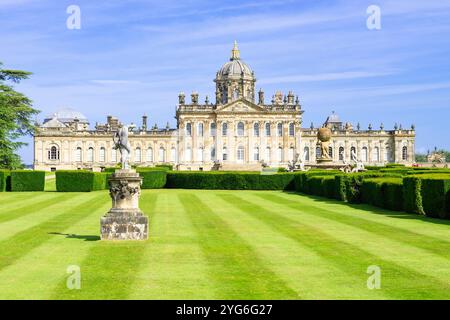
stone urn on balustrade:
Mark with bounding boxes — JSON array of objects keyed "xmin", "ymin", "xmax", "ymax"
[{"xmin": 100, "ymin": 169, "xmax": 148, "ymax": 240}]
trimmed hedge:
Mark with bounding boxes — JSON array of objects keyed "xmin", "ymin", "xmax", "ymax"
[
  {"xmin": 294, "ymin": 170, "xmax": 341, "ymax": 194},
  {"xmin": 0, "ymin": 170, "xmax": 11, "ymax": 192},
  {"xmin": 155, "ymin": 164, "xmax": 173, "ymax": 171},
  {"xmin": 403, "ymin": 176, "xmax": 424, "ymax": 214},
  {"xmin": 420, "ymin": 175, "xmax": 450, "ymax": 219},
  {"xmin": 166, "ymin": 172, "xmax": 296, "ymax": 190},
  {"xmin": 10, "ymin": 170, "xmax": 45, "ymax": 192},
  {"xmin": 56, "ymin": 171, "xmax": 108, "ymax": 192},
  {"xmin": 361, "ymin": 178, "xmax": 404, "ymax": 211},
  {"xmin": 136, "ymin": 169, "xmax": 167, "ymax": 189}
]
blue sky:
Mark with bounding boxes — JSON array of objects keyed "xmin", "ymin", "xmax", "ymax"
[{"xmin": 1, "ymin": 0, "xmax": 450, "ymax": 164}]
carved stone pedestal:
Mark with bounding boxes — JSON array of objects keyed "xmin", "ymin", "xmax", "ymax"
[{"xmin": 100, "ymin": 169, "xmax": 148, "ymax": 240}]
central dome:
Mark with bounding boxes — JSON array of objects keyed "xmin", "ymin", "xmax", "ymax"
[{"xmin": 217, "ymin": 41, "xmax": 254, "ymax": 80}]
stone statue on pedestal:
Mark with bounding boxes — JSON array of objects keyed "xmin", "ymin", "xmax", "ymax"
[{"xmin": 113, "ymin": 125, "xmax": 131, "ymax": 170}]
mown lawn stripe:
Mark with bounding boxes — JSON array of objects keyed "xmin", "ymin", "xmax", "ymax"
[
  {"xmin": 0, "ymin": 192, "xmax": 107, "ymax": 272},
  {"xmin": 0, "ymin": 193, "xmax": 50, "ymax": 212},
  {"xmin": 218, "ymin": 193, "xmax": 450, "ymax": 299},
  {"xmin": 255, "ymin": 193, "xmax": 450, "ymax": 260},
  {"xmin": 52, "ymin": 193, "xmax": 157, "ymax": 300},
  {"xmin": 179, "ymin": 193, "xmax": 299, "ymax": 299}
]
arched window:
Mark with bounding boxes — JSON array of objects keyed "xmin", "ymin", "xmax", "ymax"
[
  {"xmin": 329, "ymin": 146, "xmax": 333, "ymax": 158},
  {"xmin": 304, "ymin": 147, "xmax": 310, "ymax": 161},
  {"xmin": 237, "ymin": 122, "xmax": 245, "ymax": 136},
  {"xmin": 198, "ymin": 123, "xmax": 204, "ymax": 137},
  {"xmin": 210, "ymin": 123, "xmax": 216, "ymax": 136},
  {"xmin": 99, "ymin": 147, "xmax": 105, "ymax": 162},
  {"xmin": 75, "ymin": 147, "xmax": 82, "ymax": 162},
  {"xmin": 186, "ymin": 147, "xmax": 192, "ymax": 161},
  {"xmin": 289, "ymin": 123, "xmax": 295, "ymax": 136},
  {"xmin": 265, "ymin": 123, "xmax": 271, "ymax": 136},
  {"xmin": 350, "ymin": 146, "xmax": 356, "ymax": 159},
  {"xmin": 289, "ymin": 147, "xmax": 295, "ymax": 161},
  {"xmin": 222, "ymin": 123, "xmax": 228, "ymax": 136},
  {"xmin": 254, "ymin": 146, "xmax": 259, "ymax": 161},
  {"xmin": 159, "ymin": 147, "xmax": 165, "ymax": 162},
  {"xmin": 135, "ymin": 147, "xmax": 141, "ymax": 163},
  {"xmin": 316, "ymin": 146, "xmax": 321, "ymax": 159},
  {"xmin": 197, "ymin": 147, "xmax": 204, "ymax": 162},
  {"xmin": 222, "ymin": 146, "xmax": 228, "ymax": 161},
  {"xmin": 146, "ymin": 148, "xmax": 153, "ymax": 162},
  {"xmin": 48, "ymin": 146, "xmax": 59, "ymax": 160},
  {"xmin": 402, "ymin": 146, "xmax": 408, "ymax": 160},
  {"xmin": 277, "ymin": 147, "xmax": 283, "ymax": 162},
  {"xmin": 210, "ymin": 147, "xmax": 216, "ymax": 161},
  {"xmin": 277, "ymin": 123, "xmax": 283, "ymax": 136},
  {"xmin": 111, "ymin": 148, "xmax": 117, "ymax": 163},
  {"xmin": 171, "ymin": 147, "xmax": 177, "ymax": 162},
  {"xmin": 254, "ymin": 123, "xmax": 259, "ymax": 137},
  {"xmin": 265, "ymin": 147, "xmax": 271, "ymax": 161},
  {"xmin": 339, "ymin": 147, "xmax": 344, "ymax": 161},
  {"xmin": 362, "ymin": 147, "xmax": 368, "ymax": 162},
  {"xmin": 87, "ymin": 147, "xmax": 94, "ymax": 162},
  {"xmin": 384, "ymin": 146, "xmax": 391, "ymax": 162},
  {"xmin": 186, "ymin": 123, "xmax": 192, "ymax": 136},
  {"xmin": 373, "ymin": 147, "xmax": 380, "ymax": 162},
  {"xmin": 237, "ymin": 146, "xmax": 244, "ymax": 161}
]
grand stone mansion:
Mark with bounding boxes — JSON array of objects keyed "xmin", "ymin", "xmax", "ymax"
[{"xmin": 34, "ymin": 42, "xmax": 416, "ymax": 171}]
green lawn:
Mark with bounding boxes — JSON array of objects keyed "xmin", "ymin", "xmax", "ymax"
[{"xmin": 0, "ymin": 189, "xmax": 450, "ymax": 299}]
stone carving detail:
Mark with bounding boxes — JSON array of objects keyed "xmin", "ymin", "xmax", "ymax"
[{"xmin": 109, "ymin": 179, "xmax": 140, "ymax": 202}]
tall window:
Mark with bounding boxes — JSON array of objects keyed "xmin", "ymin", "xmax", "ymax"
[
  {"xmin": 237, "ymin": 122, "xmax": 245, "ymax": 136},
  {"xmin": 99, "ymin": 147, "xmax": 105, "ymax": 162},
  {"xmin": 111, "ymin": 148, "xmax": 117, "ymax": 162},
  {"xmin": 316, "ymin": 146, "xmax": 321, "ymax": 159},
  {"xmin": 186, "ymin": 123, "xmax": 192, "ymax": 136},
  {"xmin": 159, "ymin": 147, "xmax": 165, "ymax": 162},
  {"xmin": 186, "ymin": 147, "xmax": 192, "ymax": 162},
  {"xmin": 254, "ymin": 123, "xmax": 259, "ymax": 137},
  {"xmin": 75, "ymin": 147, "xmax": 82, "ymax": 162},
  {"xmin": 304, "ymin": 147, "xmax": 310, "ymax": 161},
  {"xmin": 197, "ymin": 147, "xmax": 204, "ymax": 162},
  {"xmin": 362, "ymin": 147, "xmax": 368, "ymax": 162},
  {"xmin": 384, "ymin": 147, "xmax": 391, "ymax": 162},
  {"xmin": 222, "ymin": 146, "xmax": 228, "ymax": 161},
  {"xmin": 237, "ymin": 146, "xmax": 244, "ymax": 161},
  {"xmin": 210, "ymin": 147, "xmax": 216, "ymax": 161},
  {"xmin": 277, "ymin": 123, "xmax": 283, "ymax": 136},
  {"xmin": 198, "ymin": 123, "xmax": 204, "ymax": 137},
  {"xmin": 171, "ymin": 147, "xmax": 177, "ymax": 162},
  {"xmin": 135, "ymin": 147, "xmax": 141, "ymax": 163},
  {"xmin": 373, "ymin": 147, "xmax": 380, "ymax": 162},
  {"xmin": 265, "ymin": 123, "xmax": 271, "ymax": 136},
  {"xmin": 48, "ymin": 146, "xmax": 59, "ymax": 160},
  {"xmin": 146, "ymin": 148, "xmax": 153, "ymax": 162},
  {"xmin": 289, "ymin": 123, "xmax": 295, "ymax": 136},
  {"xmin": 210, "ymin": 123, "xmax": 216, "ymax": 136},
  {"xmin": 350, "ymin": 146, "xmax": 356, "ymax": 159},
  {"xmin": 87, "ymin": 147, "xmax": 94, "ymax": 162},
  {"xmin": 277, "ymin": 147, "xmax": 283, "ymax": 162},
  {"xmin": 222, "ymin": 123, "xmax": 228, "ymax": 136},
  {"xmin": 254, "ymin": 146, "xmax": 259, "ymax": 161},
  {"xmin": 328, "ymin": 146, "xmax": 333, "ymax": 158},
  {"xmin": 339, "ymin": 147, "xmax": 344, "ymax": 161},
  {"xmin": 288, "ymin": 147, "xmax": 294, "ymax": 161},
  {"xmin": 265, "ymin": 147, "xmax": 271, "ymax": 161},
  {"xmin": 402, "ymin": 146, "xmax": 408, "ymax": 160}
]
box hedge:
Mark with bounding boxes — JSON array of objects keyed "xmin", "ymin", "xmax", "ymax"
[
  {"xmin": 403, "ymin": 176, "xmax": 424, "ymax": 214},
  {"xmin": 0, "ymin": 170, "xmax": 11, "ymax": 192},
  {"xmin": 294, "ymin": 170, "xmax": 341, "ymax": 194},
  {"xmin": 166, "ymin": 171, "xmax": 296, "ymax": 190},
  {"xmin": 361, "ymin": 177, "xmax": 404, "ymax": 211},
  {"xmin": 420, "ymin": 175, "xmax": 450, "ymax": 219},
  {"xmin": 56, "ymin": 171, "xmax": 108, "ymax": 192},
  {"xmin": 136, "ymin": 168, "xmax": 167, "ymax": 189},
  {"xmin": 10, "ymin": 170, "xmax": 45, "ymax": 192}
]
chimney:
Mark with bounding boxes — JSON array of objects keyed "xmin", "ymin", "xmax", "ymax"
[
  {"xmin": 258, "ymin": 89, "xmax": 264, "ymax": 105},
  {"xmin": 142, "ymin": 115, "xmax": 147, "ymax": 131},
  {"xmin": 178, "ymin": 92, "xmax": 185, "ymax": 105},
  {"xmin": 191, "ymin": 92, "xmax": 199, "ymax": 104}
]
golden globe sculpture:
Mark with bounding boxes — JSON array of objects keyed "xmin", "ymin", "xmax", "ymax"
[{"xmin": 317, "ymin": 126, "xmax": 332, "ymax": 162}]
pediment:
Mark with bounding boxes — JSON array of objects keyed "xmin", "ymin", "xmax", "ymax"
[{"xmin": 216, "ymin": 99, "xmax": 266, "ymax": 113}]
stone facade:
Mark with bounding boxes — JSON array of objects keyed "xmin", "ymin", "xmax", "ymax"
[{"xmin": 34, "ymin": 42, "xmax": 415, "ymax": 171}]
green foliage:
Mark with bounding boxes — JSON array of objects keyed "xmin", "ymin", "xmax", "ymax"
[
  {"xmin": 10, "ymin": 170, "xmax": 45, "ymax": 191},
  {"xmin": 0, "ymin": 62, "xmax": 38, "ymax": 169},
  {"xmin": 293, "ymin": 170, "xmax": 341, "ymax": 194},
  {"xmin": 420, "ymin": 175, "xmax": 450, "ymax": 219},
  {"xmin": 0, "ymin": 169, "xmax": 11, "ymax": 191},
  {"xmin": 56, "ymin": 171, "xmax": 108, "ymax": 192},
  {"xmin": 277, "ymin": 167, "xmax": 288, "ymax": 173},
  {"xmin": 403, "ymin": 176, "xmax": 424, "ymax": 214},
  {"xmin": 136, "ymin": 169, "xmax": 167, "ymax": 189},
  {"xmin": 155, "ymin": 164, "xmax": 173, "ymax": 171},
  {"xmin": 166, "ymin": 171, "xmax": 296, "ymax": 190},
  {"xmin": 361, "ymin": 178, "xmax": 404, "ymax": 211}
]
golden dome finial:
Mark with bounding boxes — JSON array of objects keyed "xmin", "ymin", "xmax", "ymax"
[{"xmin": 230, "ymin": 40, "xmax": 240, "ymax": 60}]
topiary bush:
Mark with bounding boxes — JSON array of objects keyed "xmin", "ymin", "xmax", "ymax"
[
  {"xmin": 0, "ymin": 170, "xmax": 11, "ymax": 192},
  {"xmin": 420, "ymin": 175, "xmax": 450, "ymax": 219},
  {"xmin": 10, "ymin": 170, "xmax": 45, "ymax": 192},
  {"xmin": 403, "ymin": 176, "xmax": 424, "ymax": 214},
  {"xmin": 136, "ymin": 169, "xmax": 167, "ymax": 189},
  {"xmin": 56, "ymin": 171, "xmax": 108, "ymax": 192}
]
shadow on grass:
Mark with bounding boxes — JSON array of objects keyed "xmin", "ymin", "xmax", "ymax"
[
  {"xmin": 283, "ymin": 191, "xmax": 450, "ymax": 227},
  {"xmin": 48, "ymin": 232, "xmax": 100, "ymax": 241}
]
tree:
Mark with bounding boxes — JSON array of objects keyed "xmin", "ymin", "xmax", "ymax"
[{"xmin": 0, "ymin": 62, "xmax": 39, "ymax": 169}]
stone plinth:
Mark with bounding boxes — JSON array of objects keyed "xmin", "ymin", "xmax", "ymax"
[{"xmin": 100, "ymin": 169, "xmax": 148, "ymax": 240}]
